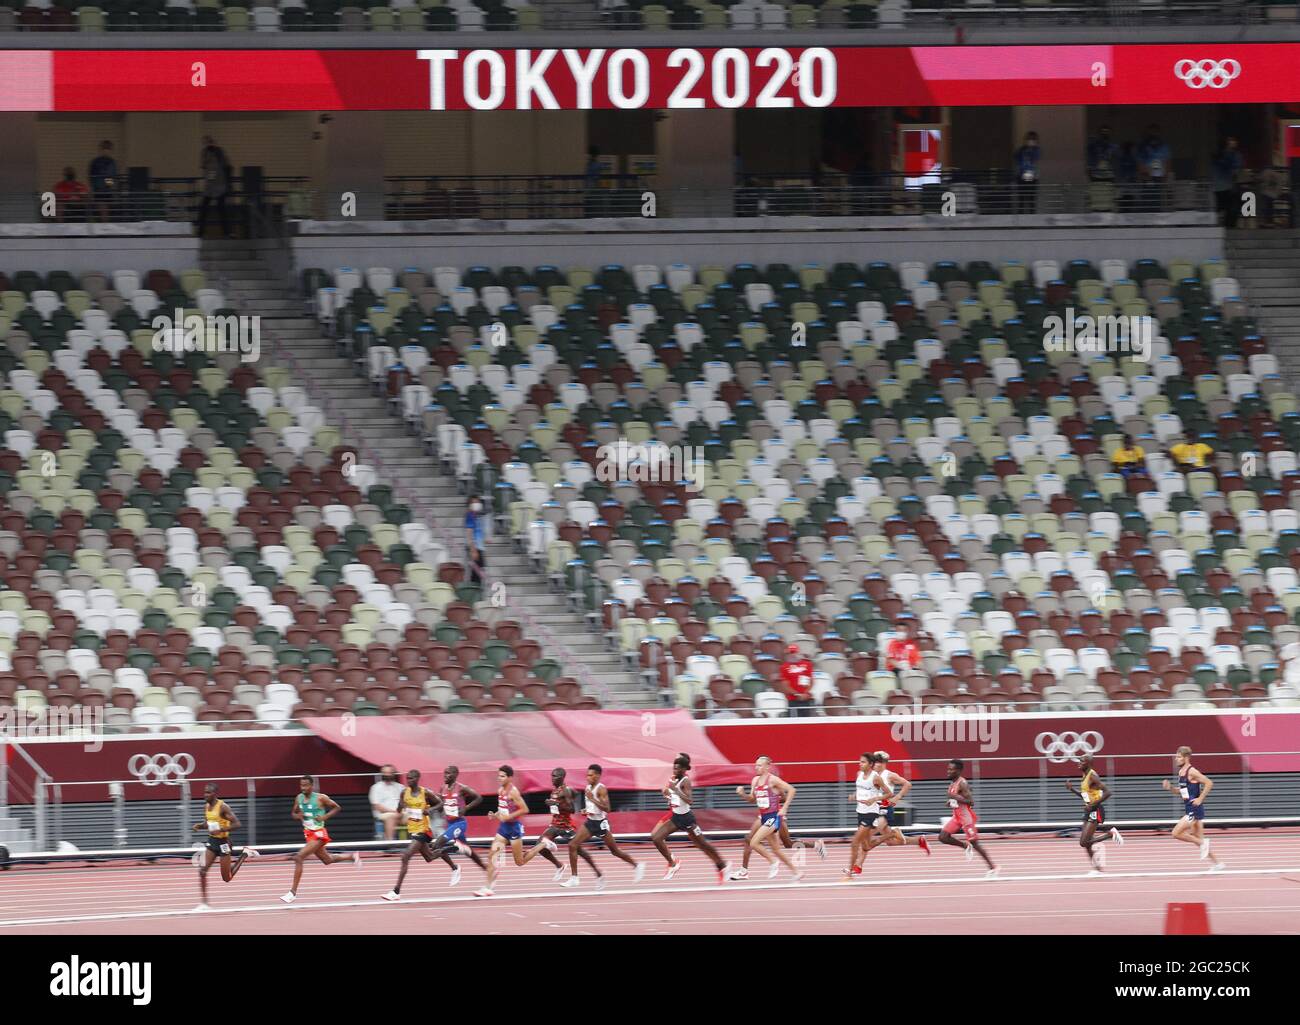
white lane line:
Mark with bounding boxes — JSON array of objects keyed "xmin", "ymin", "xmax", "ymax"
[{"xmin": 2, "ymin": 864, "xmax": 1299, "ymax": 928}]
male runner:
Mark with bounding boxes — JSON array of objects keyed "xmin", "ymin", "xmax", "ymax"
[
  {"xmin": 650, "ymin": 753, "xmax": 729, "ymax": 883},
  {"xmin": 1064, "ymin": 754, "xmax": 1123, "ymax": 874},
  {"xmin": 281, "ymin": 775, "xmax": 360, "ymax": 903},
  {"xmin": 1161, "ymin": 746, "xmax": 1224, "ymax": 870},
  {"xmin": 936, "ymin": 759, "xmax": 998, "ymax": 878},
  {"xmin": 564, "ymin": 763, "xmax": 644, "ymax": 888},
  {"xmin": 734, "ymin": 756, "xmax": 804, "ymax": 881},
  {"xmin": 861, "ymin": 751, "xmax": 929, "ymax": 858},
  {"xmin": 520, "ymin": 767, "xmax": 604, "ymax": 886},
  {"xmin": 192, "ymin": 782, "xmax": 255, "ymax": 910},
  {"xmin": 475, "ymin": 765, "xmax": 565, "ymax": 897}
]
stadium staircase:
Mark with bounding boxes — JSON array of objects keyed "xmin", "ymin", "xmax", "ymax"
[
  {"xmin": 1224, "ymin": 229, "xmax": 1300, "ymax": 388},
  {"xmin": 0, "ymin": 810, "xmax": 35, "ymax": 854},
  {"xmin": 196, "ymin": 240, "xmax": 657, "ymax": 709}
]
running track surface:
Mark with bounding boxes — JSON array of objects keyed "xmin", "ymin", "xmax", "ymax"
[{"xmin": 3, "ymin": 831, "xmax": 1299, "ymax": 935}]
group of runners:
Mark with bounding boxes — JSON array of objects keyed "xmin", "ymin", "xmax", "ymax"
[{"xmin": 189, "ymin": 744, "xmax": 1224, "ymax": 907}]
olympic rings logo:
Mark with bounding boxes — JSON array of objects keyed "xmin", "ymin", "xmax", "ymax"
[
  {"xmin": 1174, "ymin": 59, "xmax": 1241, "ymax": 90},
  {"xmin": 127, "ymin": 752, "xmax": 195, "ymax": 786},
  {"xmin": 1034, "ymin": 731, "xmax": 1104, "ymax": 763}
]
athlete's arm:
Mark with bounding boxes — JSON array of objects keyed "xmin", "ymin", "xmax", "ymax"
[
  {"xmin": 677, "ymin": 777, "xmax": 694, "ymax": 803},
  {"xmin": 887, "ymin": 772, "xmax": 912, "ymax": 803},
  {"xmin": 425, "ymin": 788, "xmax": 444, "ymax": 812},
  {"xmin": 736, "ymin": 777, "xmax": 757, "ymax": 803},
  {"xmin": 1065, "ymin": 779, "xmax": 1079, "ymax": 794},
  {"xmin": 1094, "ymin": 778, "xmax": 1112, "ymax": 806},
  {"xmin": 319, "ymin": 794, "xmax": 341, "ymax": 821},
  {"xmin": 590, "ymin": 783, "xmax": 612, "ymax": 813},
  {"xmin": 291, "ymin": 799, "xmax": 303, "ymax": 821},
  {"xmin": 953, "ymin": 780, "xmax": 974, "ymax": 806},
  {"xmin": 1189, "ymin": 768, "xmax": 1213, "ymax": 804},
  {"xmin": 222, "ymin": 801, "xmax": 243, "ymax": 832},
  {"xmin": 460, "ymin": 785, "xmax": 483, "ymax": 814},
  {"xmin": 504, "ymin": 786, "xmax": 527, "ymax": 822}
]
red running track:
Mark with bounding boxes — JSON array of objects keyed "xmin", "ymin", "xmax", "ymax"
[{"xmin": 2, "ymin": 830, "xmax": 1299, "ymax": 935}]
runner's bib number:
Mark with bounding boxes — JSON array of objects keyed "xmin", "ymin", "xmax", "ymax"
[
  {"xmin": 207, "ymin": 821, "xmax": 221, "ymax": 833},
  {"xmin": 444, "ymin": 801, "xmax": 458, "ymax": 817},
  {"xmin": 406, "ymin": 808, "xmax": 424, "ymax": 822}
]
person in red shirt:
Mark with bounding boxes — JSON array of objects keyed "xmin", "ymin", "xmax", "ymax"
[
  {"xmin": 884, "ymin": 629, "xmax": 921, "ymax": 671},
  {"xmin": 52, "ymin": 167, "xmax": 89, "ymax": 222},
  {"xmin": 779, "ymin": 643, "xmax": 816, "ymax": 717}
]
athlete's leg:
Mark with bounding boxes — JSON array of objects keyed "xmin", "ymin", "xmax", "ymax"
[
  {"xmin": 521, "ymin": 828, "xmax": 560, "ymax": 864},
  {"xmin": 228, "ymin": 846, "xmax": 250, "ymax": 879},
  {"xmin": 740, "ymin": 819, "xmax": 761, "ymax": 869},
  {"xmin": 569, "ymin": 826, "xmax": 592, "ymax": 875},
  {"xmin": 198, "ymin": 848, "xmax": 216, "ymax": 903},
  {"xmin": 651, "ymin": 819, "xmax": 677, "ymax": 865},
  {"xmin": 576, "ymin": 843, "xmax": 603, "ymax": 878},
  {"xmin": 389, "ymin": 840, "xmax": 423, "ymax": 895},
  {"xmin": 289, "ymin": 840, "xmax": 321, "ymax": 894},
  {"xmin": 760, "ymin": 822, "xmax": 799, "ymax": 875},
  {"xmin": 481, "ymin": 836, "xmax": 507, "ymax": 891},
  {"xmin": 748, "ymin": 822, "xmax": 776, "ymax": 864},
  {"xmin": 688, "ymin": 828, "xmax": 726, "ymax": 870},
  {"xmin": 1079, "ymin": 818, "xmax": 1099, "ymax": 863},
  {"xmin": 601, "ymin": 831, "xmax": 638, "ymax": 868}
]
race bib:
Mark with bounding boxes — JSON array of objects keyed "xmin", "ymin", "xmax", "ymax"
[
  {"xmin": 444, "ymin": 801, "xmax": 458, "ymax": 817},
  {"xmin": 207, "ymin": 821, "xmax": 221, "ymax": 833},
  {"xmin": 1178, "ymin": 786, "xmax": 1190, "ymax": 800},
  {"xmin": 304, "ymin": 819, "xmax": 320, "ymax": 830},
  {"xmin": 406, "ymin": 808, "xmax": 424, "ymax": 822},
  {"xmin": 757, "ymin": 792, "xmax": 771, "ymax": 809},
  {"xmin": 1149, "ymin": 159, "xmax": 1164, "ymax": 177},
  {"xmin": 1021, "ymin": 169, "xmax": 1037, "ymax": 183},
  {"xmin": 948, "ymin": 799, "xmax": 958, "ymax": 808},
  {"xmin": 549, "ymin": 805, "xmax": 560, "ymax": 816}
]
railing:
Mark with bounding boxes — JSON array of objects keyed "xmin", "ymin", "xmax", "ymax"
[
  {"xmin": 0, "ymin": 176, "xmax": 311, "ymax": 228},
  {"xmin": 0, "ymin": 3, "xmax": 1273, "ymax": 35},
  {"xmin": 0, "ymin": 174, "xmax": 1233, "ymax": 226},
  {"xmin": 8, "ymin": 751, "xmax": 1296, "ymax": 855}
]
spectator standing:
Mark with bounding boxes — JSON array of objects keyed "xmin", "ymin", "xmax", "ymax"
[
  {"xmin": 1012, "ymin": 131, "xmax": 1041, "ymax": 213},
  {"xmin": 88, "ymin": 140, "xmax": 118, "ymax": 222},
  {"xmin": 583, "ymin": 145, "xmax": 603, "ymax": 216},
  {"xmin": 884, "ymin": 628, "xmax": 921, "ymax": 673},
  {"xmin": 53, "ymin": 166, "xmax": 89, "ymax": 222},
  {"xmin": 1137, "ymin": 125, "xmax": 1172, "ymax": 210},
  {"xmin": 1086, "ymin": 126, "xmax": 1119, "ymax": 182},
  {"xmin": 369, "ymin": 765, "xmax": 405, "ymax": 841},
  {"xmin": 465, "ymin": 494, "xmax": 487, "ymax": 584},
  {"xmin": 779, "ymin": 643, "xmax": 816, "ymax": 718},
  {"xmin": 197, "ymin": 136, "xmax": 233, "ymax": 238},
  {"xmin": 1212, "ymin": 137, "xmax": 1245, "ymax": 228}
]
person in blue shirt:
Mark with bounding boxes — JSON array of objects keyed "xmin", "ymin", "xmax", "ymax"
[
  {"xmin": 88, "ymin": 140, "xmax": 118, "ymax": 223},
  {"xmin": 465, "ymin": 494, "xmax": 487, "ymax": 583},
  {"xmin": 1013, "ymin": 131, "xmax": 1041, "ymax": 213},
  {"xmin": 1137, "ymin": 126, "xmax": 1172, "ymax": 181}
]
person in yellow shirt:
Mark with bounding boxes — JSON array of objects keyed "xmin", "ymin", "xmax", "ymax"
[
  {"xmin": 1110, "ymin": 433, "xmax": 1146, "ymax": 477},
  {"xmin": 1169, "ymin": 431, "xmax": 1214, "ymax": 472},
  {"xmin": 192, "ymin": 781, "xmax": 256, "ymax": 910},
  {"xmin": 1064, "ymin": 754, "xmax": 1121, "ymax": 874}
]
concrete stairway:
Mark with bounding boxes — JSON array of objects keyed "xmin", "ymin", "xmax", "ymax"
[
  {"xmin": 1225, "ymin": 229, "xmax": 1300, "ymax": 387},
  {"xmin": 0, "ymin": 811, "xmax": 35, "ymax": 854},
  {"xmin": 197, "ymin": 240, "xmax": 656, "ymax": 708}
]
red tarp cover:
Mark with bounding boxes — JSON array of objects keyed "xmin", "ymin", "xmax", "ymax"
[{"xmin": 305, "ymin": 710, "xmax": 749, "ymax": 792}]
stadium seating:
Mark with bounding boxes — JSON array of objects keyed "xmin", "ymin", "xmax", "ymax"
[
  {"xmin": 0, "ymin": 264, "xmax": 600, "ymax": 732},
  {"xmin": 304, "ymin": 254, "xmax": 1300, "ymax": 718}
]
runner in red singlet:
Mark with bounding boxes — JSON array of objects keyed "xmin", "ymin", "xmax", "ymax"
[{"xmin": 936, "ymin": 759, "xmax": 998, "ymax": 878}]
